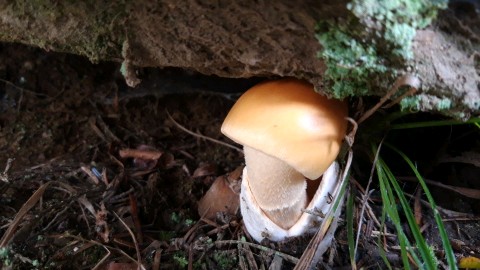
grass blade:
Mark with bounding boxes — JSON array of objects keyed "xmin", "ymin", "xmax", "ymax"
[
  {"xmin": 346, "ymin": 188, "xmax": 356, "ymax": 269},
  {"xmin": 379, "ymin": 158, "xmax": 437, "ymax": 269},
  {"xmin": 391, "ymin": 117, "xmax": 480, "ymax": 130},
  {"xmin": 385, "ymin": 143, "xmax": 457, "ymax": 269},
  {"xmin": 375, "ymin": 158, "xmax": 413, "ymax": 269}
]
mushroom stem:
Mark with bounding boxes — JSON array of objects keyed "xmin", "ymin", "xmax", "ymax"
[{"xmin": 243, "ymin": 146, "xmax": 307, "ymax": 229}]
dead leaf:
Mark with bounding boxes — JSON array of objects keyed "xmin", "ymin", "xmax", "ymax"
[
  {"xmin": 158, "ymin": 152, "xmax": 175, "ymax": 169},
  {"xmin": 192, "ymin": 163, "xmax": 217, "ymax": 178},
  {"xmin": 0, "ymin": 182, "xmax": 52, "ymax": 247},
  {"xmin": 226, "ymin": 166, "xmax": 243, "ymax": 194},
  {"xmin": 198, "ymin": 175, "xmax": 240, "ymax": 220},
  {"xmin": 105, "ymin": 262, "xmax": 138, "ymax": 270}
]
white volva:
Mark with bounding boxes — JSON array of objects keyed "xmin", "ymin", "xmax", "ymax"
[{"xmin": 240, "ymin": 161, "xmax": 340, "ymax": 242}]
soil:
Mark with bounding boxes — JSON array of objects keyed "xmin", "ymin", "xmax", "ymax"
[{"xmin": 0, "ymin": 43, "xmax": 479, "ymax": 270}]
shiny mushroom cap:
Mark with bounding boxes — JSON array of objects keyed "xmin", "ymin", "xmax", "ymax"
[{"xmin": 221, "ymin": 78, "xmax": 348, "ymax": 180}]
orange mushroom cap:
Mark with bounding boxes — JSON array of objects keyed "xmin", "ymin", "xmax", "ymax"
[{"xmin": 221, "ymin": 79, "xmax": 348, "ymax": 180}]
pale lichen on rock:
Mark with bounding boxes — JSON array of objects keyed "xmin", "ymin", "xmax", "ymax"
[{"xmin": 0, "ymin": 0, "xmax": 477, "ymax": 117}]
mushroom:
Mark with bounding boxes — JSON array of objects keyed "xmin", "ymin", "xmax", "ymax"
[{"xmin": 221, "ymin": 79, "xmax": 348, "ymax": 242}]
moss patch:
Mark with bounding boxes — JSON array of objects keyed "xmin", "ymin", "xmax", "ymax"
[
  {"xmin": 317, "ymin": 0, "xmax": 448, "ymax": 99},
  {"xmin": 400, "ymin": 95, "xmax": 453, "ymax": 111},
  {"xmin": 1, "ymin": 0, "xmax": 128, "ymax": 62},
  {"xmin": 316, "ymin": 22, "xmax": 390, "ymax": 98}
]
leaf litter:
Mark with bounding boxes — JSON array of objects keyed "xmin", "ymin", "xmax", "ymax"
[{"xmin": 0, "ymin": 43, "xmax": 479, "ymax": 269}]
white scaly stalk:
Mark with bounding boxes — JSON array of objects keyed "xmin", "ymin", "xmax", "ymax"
[{"xmin": 243, "ymin": 146, "xmax": 307, "ymax": 229}]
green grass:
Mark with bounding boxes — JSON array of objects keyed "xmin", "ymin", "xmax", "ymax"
[
  {"xmin": 173, "ymin": 252, "xmax": 189, "ymax": 269},
  {"xmin": 346, "ymin": 187, "xmax": 355, "ymax": 268},
  {"xmin": 385, "ymin": 143, "xmax": 456, "ymax": 269},
  {"xmin": 391, "ymin": 117, "xmax": 480, "ymax": 129},
  {"xmin": 375, "ymin": 148, "xmax": 438, "ymax": 269},
  {"xmin": 344, "ymin": 114, "xmax": 477, "ymax": 268}
]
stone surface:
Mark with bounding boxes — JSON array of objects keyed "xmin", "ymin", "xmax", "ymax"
[{"xmin": 0, "ymin": 1, "xmax": 478, "ymax": 117}]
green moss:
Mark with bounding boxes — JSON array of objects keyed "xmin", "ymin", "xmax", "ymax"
[
  {"xmin": 348, "ymin": 0, "xmax": 446, "ymax": 59},
  {"xmin": 317, "ymin": 0, "xmax": 447, "ymax": 99},
  {"xmin": 400, "ymin": 96, "xmax": 422, "ymax": 111},
  {"xmin": 3, "ymin": 0, "xmax": 128, "ymax": 62},
  {"xmin": 434, "ymin": 98, "xmax": 452, "ymax": 110},
  {"xmin": 173, "ymin": 253, "xmax": 189, "ymax": 269},
  {"xmin": 400, "ymin": 95, "xmax": 452, "ymax": 111},
  {"xmin": 120, "ymin": 61, "xmax": 129, "ymax": 77},
  {"xmin": 316, "ymin": 22, "xmax": 390, "ymax": 98},
  {"xmin": 213, "ymin": 251, "xmax": 237, "ymax": 269}
]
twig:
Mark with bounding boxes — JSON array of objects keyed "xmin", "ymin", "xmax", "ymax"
[
  {"xmin": 0, "ymin": 158, "xmax": 14, "ymax": 183},
  {"xmin": 414, "ymin": 188, "xmax": 423, "ymax": 226},
  {"xmin": 0, "ymin": 78, "xmax": 51, "ymax": 98},
  {"xmin": 166, "ymin": 110, "xmax": 243, "ymax": 153},
  {"xmin": 91, "ymin": 245, "xmax": 112, "ymax": 270},
  {"xmin": 354, "ymin": 137, "xmax": 385, "ymax": 259},
  {"xmin": 0, "ymin": 182, "xmax": 53, "ymax": 247},
  {"xmin": 119, "ymin": 148, "xmax": 163, "ymax": 160},
  {"xmin": 215, "ymin": 240, "xmax": 299, "ymax": 265},
  {"xmin": 129, "ymin": 193, "xmax": 144, "ymax": 244},
  {"xmin": 114, "ymin": 212, "xmax": 145, "ymax": 270},
  {"xmin": 402, "ymin": 192, "xmax": 479, "ymax": 220},
  {"xmin": 398, "ymin": 176, "xmax": 480, "ymax": 200},
  {"xmin": 188, "ymin": 245, "xmax": 194, "ymax": 270},
  {"xmin": 152, "ymin": 248, "xmax": 162, "ymax": 270},
  {"xmin": 240, "ymin": 244, "xmax": 258, "ymax": 270},
  {"xmin": 78, "ymin": 200, "xmax": 92, "ymax": 233},
  {"xmin": 383, "ymin": 87, "xmax": 418, "ymax": 109},
  {"xmin": 357, "ymin": 74, "xmax": 421, "ymax": 124},
  {"xmin": 43, "ymin": 200, "xmax": 76, "ymax": 231},
  {"xmin": 88, "ymin": 117, "xmax": 122, "ymax": 143},
  {"xmin": 55, "ymin": 233, "xmax": 139, "ymax": 269},
  {"xmin": 27, "ymin": 156, "xmax": 63, "ymax": 171}
]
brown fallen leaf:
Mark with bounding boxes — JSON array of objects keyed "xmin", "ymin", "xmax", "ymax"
[
  {"xmin": 198, "ymin": 174, "xmax": 240, "ymax": 220},
  {"xmin": 105, "ymin": 262, "xmax": 138, "ymax": 270},
  {"xmin": 226, "ymin": 166, "xmax": 243, "ymax": 194},
  {"xmin": 192, "ymin": 163, "xmax": 217, "ymax": 178},
  {"xmin": 158, "ymin": 152, "xmax": 175, "ymax": 169}
]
